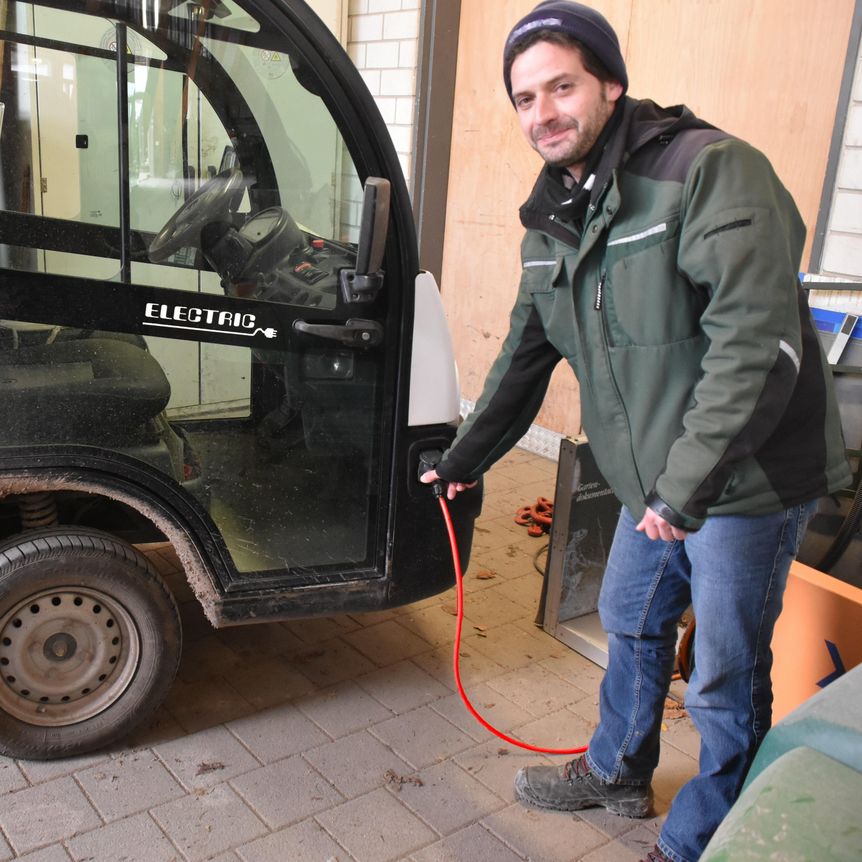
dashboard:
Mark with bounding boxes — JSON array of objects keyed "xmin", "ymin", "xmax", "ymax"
[{"xmin": 231, "ymin": 207, "xmax": 355, "ymax": 310}]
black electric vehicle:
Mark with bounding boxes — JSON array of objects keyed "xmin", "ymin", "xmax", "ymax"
[{"xmin": 0, "ymin": 0, "xmax": 480, "ymax": 759}]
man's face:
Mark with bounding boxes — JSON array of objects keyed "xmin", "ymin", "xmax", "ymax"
[{"xmin": 509, "ymin": 40, "xmax": 623, "ymax": 177}]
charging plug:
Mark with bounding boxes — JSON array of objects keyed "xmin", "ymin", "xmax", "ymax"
[{"xmin": 418, "ymin": 449, "xmax": 445, "ymax": 497}]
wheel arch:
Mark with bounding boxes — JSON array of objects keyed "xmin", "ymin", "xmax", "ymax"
[{"xmin": 0, "ymin": 463, "xmax": 225, "ymax": 626}]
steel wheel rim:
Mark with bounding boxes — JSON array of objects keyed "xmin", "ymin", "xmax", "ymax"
[{"xmin": 0, "ymin": 587, "xmax": 140, "ymax": 726}]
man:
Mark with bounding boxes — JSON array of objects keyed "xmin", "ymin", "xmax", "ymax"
[{"xmin": 422, "ymin": 2, "xmax": 852, "ymax": 861}]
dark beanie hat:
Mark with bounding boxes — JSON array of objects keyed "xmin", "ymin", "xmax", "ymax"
[{"xmin": 503, "ymin": 1, "xmax": 628, "ymax": 102}]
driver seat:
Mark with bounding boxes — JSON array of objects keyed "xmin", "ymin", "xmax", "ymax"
[{"xmin": 0, "ymin": 338, "xmax": 170, "ymax": 444}]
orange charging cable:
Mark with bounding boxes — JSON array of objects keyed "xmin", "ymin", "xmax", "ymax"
[{"xmin": 437, "ymin": 493, "xmax": 588, "ymax": 755}]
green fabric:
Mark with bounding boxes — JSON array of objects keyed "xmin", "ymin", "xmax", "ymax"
[
  {"xmin": 744, "ymin": 665, "xmax": 862, "ymax": 787},
  {"xmin": 701, "ymin": 747, "xmax": 862, "ymax": 862}
]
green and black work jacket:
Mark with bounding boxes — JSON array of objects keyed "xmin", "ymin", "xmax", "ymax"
[{"xmin": 437, "ymin": 97, "xmax": 851, "ymax": 530}]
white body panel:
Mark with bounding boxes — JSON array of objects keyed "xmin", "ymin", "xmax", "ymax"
[{"xmin": 409, "ymin": 271, "xmax": 460, "ymax": 426}]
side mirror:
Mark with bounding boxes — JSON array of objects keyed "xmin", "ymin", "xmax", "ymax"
[{"xmin": 340, "ymin": 177, "xmax": 390, "ymax": 304}]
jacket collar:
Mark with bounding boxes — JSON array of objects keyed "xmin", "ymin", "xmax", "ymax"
[{"xmin": 519, "ymin": 97, "xmax": 714, "ymax": 237}]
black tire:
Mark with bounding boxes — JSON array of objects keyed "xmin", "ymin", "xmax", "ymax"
[{"xmin": 0, "ymin": 528, "xmax": 182, "ymax": 760}]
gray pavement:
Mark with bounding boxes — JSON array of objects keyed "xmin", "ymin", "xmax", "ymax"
[{"xmin": 0, "ymin": 449, "xmax": 698, "ymax": 861}]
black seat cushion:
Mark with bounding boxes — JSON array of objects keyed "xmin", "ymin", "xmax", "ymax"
[{"xmin": 0, "ymin": 338, "xmax": 170, "ymax": 443}]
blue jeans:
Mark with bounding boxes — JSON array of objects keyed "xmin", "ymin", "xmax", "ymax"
[{"xmin": 584, "ymin": 502, "xmax": 815, "ymax": 862}]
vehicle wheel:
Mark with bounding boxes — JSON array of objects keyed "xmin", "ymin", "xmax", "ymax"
[{"xmin": 0, "ymin": 528, "xmax": 181, "ymax": 760}]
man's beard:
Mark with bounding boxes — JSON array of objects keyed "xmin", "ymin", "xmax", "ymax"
[{"xmin": 531, "ymin": 99, "xmax": 610, "ymax": 171}]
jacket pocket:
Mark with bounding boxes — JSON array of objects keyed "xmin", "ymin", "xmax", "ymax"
[
  {"xmin": 604, "ymin": 217, "xmax": 705, "ymax": 346},
  {"xmin": 520, "ymin": 256, "xmax": 563, "ymax": 294}
]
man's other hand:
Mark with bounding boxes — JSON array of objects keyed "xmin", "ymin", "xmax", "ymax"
[{"xmin": 636, "ymin": 508, "xmax": 689, "ymax": 542}]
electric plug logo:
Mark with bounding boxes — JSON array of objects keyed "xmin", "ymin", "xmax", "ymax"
[{"xmin": 143, "ymin": 303, "xmax": 278, "ymax": 340}]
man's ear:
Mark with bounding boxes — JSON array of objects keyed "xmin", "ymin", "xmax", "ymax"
[{"xmin": 605, "ymin": 80, "xmax": 624, "ymax": 103}]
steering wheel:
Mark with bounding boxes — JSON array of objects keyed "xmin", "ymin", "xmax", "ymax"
[{"xmin": 148, "ymin": 167, "xmax": 245, "ymax": 262}]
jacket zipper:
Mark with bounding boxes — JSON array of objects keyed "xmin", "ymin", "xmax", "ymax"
[{"xmin": 594, "ymin": 271, "xmax": 606, "ymax": 310}]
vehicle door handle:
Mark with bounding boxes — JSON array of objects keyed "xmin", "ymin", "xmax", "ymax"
[{"xmin": 293, "ymin": 318, "xmax": 383, "ymax": 347}]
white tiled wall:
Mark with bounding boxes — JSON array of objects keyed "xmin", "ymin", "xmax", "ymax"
[
  {"xmin": 347, "ymin": 0, "xmax": 421, "ymax": 188},
  {"xmin": 816, "ymin": 45, "xmax": 862, "ymax": 313}
]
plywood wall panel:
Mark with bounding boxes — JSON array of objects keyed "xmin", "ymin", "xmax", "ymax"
[
  {"xmin": 441, "ymin": 0, "xmax": 854, "ymax": 439},
  {"xmin": 624, "ymin": 0, "xmax": 856, "ymax": 265}
]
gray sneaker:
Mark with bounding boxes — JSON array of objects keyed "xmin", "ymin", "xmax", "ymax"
[{"xmin": 513, "ymin": 755, "xmax": 653, "ymax": 817}]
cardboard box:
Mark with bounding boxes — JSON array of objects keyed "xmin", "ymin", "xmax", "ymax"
[{"xmin": 771, "ymin": 561, "xmax": 862, "ymax": 722}]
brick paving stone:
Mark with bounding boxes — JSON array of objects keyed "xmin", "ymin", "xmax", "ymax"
[
  {"xmin": 429, "ymin": 686, "xmax": 534, "ymax": 742},
  {"xmin": 224, "ymin": 654, "xmax": 319, "ymax": 710},
  {"xmin": 490, "ymin": 571, "xmax": 545, "ymax": 607},
  {"xmin": 154, "ymin": 725, "xmax": 261, "ymax": 791},
  {"xmin": 163, "ymin": 676, "xmax": 255, "ymax": 734},
  {"xmin": 576, "ymin": 805, "xmax": 652, "ymax": 840},
  {"xmin": 15, "ymin": 846, "xmax": 74, "ymax": 862},
  {"xmin": 581, "ymin": 838, "xmax": 642, "ymax": 862},
  {"xmin": 0, "ymin": 758, "xmax": 28, "ymax": 794},
  {"xmin": 66, "ymin": 812, "xmax": 179, "ymax": 862},
  {"xmin": 460, "ymin": 589, "xmax": 528, "ymax": 630},
  {"xmin": 237, "ymin": 818, "xmax": 348, "ymax": 862},
  {"xmin": 355, "ymin": 660, "xmax": 450, "ymax": 713},
  {"xmin": 370, "ymin": 706, "xmax": 475, "ymax": 770},
  {"xmin": 509, "ymin": 706, "xmax": 595, "ymax": 754},
  {"xmin": 315, "ymin": 787, "xmax": 437, "ymax": 862},
  {"xmin": 341, "ymin": 619, "xmax": 434, "ymax": 667},
  {"xmin": 453, "ymin": 738, "xmax": 549, "ymax": 800},
  {"xmin": 391, "ymin": 760, "xmax": 505, "ymax": 835},
  {"xmin": 283, "ymin": 616, "xmax": 360, "ymax": 645},
  {"xmin": 0, "ymin": 831, "xmax": 11, "ymax": 862},
  {"xmin": 347, "ymin": 608, "xmax": 398, "ymax": 627},
  {"xmin": 229, "ymin": 756, "xmax": 343, "ymax": 829},
  {"xmin": 0, "ymin": 776, "xmax": 101, "ymax": 856},
  {"xmin": 539, "ymin": 650, "xmax": 606, "ymax": 696},
  {"xmin": 483, "ymin": 803, "xmax": 608, "ymax": 862},
  {"xmin": 463, "ymin": 621, "xmax": 564, "ymax": 669},
  {"xmin": 468, "ymin": 522, "xmax": 520, "ymax": 559},
  {"xmin": 177, "ymin": 635, "xmax": 249, "ymax": 684},
  {"xmin": 288, "ymin": 638, "xmax": 377, "ymax": 687},
  {"xmin": 226, "ymin": 702, "xmax": 330, "ymax": 764},
  {"xmin": 303, "ymin": 729, "xmax": 414, "ymax": 798},
  {"xmin": 660, "ymin": 713, "xmax": 701, "ymax": 760},
  {"xmin": 486, "ymin": 480, "xmax": 556, "ymax": 523},
  {"xmin": 296, "ymin": 680, "xmax": 392, "ymax": 738},
  {"xmin": 617, "ymin": 824, "xmax": 665, "ymax": 859},
  {"xmin": 151, "ymin": 783, "xmax": 267, "ymax": 862},
  {"xmin": 409, "ymin": 823, "xmax": 525, "ymax": 862},
  {"xmin": 411, "ymin": 642, "xmax": 507, "ymax": 691},
  {"xmin": 16, "ymin": 752, "xmax": 107, "ymax": 785},
  {"xmin": 485, "ymin": 665, "xmax": 590, "ymax": 717},
  {"xmin": 650, "ymin": 739, "xmax": 699, "ymax": 808},
  {"xmin": 216, "ymin": 622, "xmax": 305, "ymax": 660},
  {"xmin": 122, "ymin": 706, "xmax": 188, "ymax": 751},
  {"xmin": 395, "ymin": 605, "xmax": 458, "ymax": 648},
  {"xmin": 480, "ymin": 467, "xmax": 522, "ymax": 494},
  {"xmin": 76, "ymin": 750, "xmax": 185, "ymax": 822}
]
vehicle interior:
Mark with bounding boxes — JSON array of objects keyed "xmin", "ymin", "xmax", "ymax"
[{"xmin": 0, "ymin": 0, "xmax": 397, "ymax": 583}]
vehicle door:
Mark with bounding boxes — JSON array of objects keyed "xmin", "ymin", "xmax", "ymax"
[{"xmin": 0, "ymin": 0, "xmax": 418, "ymax": 596}]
